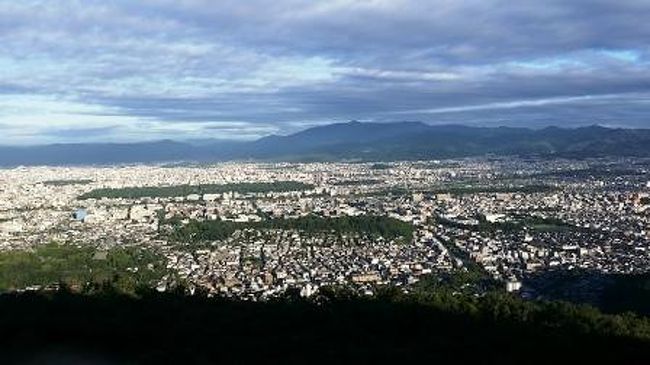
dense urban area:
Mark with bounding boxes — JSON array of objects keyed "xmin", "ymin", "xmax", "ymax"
[{"xmin": 1, "ymin": 157, "xmax": 649, "ymax": 303}]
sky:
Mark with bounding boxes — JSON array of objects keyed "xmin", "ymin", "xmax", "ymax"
[{"xmin": 0, "ymin": 0, "xmax": 649, "ymax": 144}]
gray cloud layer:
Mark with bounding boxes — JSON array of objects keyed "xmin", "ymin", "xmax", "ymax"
[{"xmin": 0, "ymin": 0, "xmax": 648, "ymax": 143}]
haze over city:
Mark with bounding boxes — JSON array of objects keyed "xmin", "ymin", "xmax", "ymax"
[{"xmin": 1, "ymin": 0, "xmax": 649, "ymax": 145}]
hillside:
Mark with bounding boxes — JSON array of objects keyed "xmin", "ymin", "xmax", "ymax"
[
  {"xmin": 2, "ymin": 122, "xmax": 650, "ymax": 166},
  {"xmin": 241, "ymin": 123, "xmax": 650, "ymax": 161},
  {"xmin": 3, "ymin": 285, "xmax": 650, "ymax": 364}
]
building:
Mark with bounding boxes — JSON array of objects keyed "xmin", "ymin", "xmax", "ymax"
[
  {"xmin": 506, "ymin": 279, "xmax": 522, "ymax": 292},
  {"xmin": 73, "ymin": 208, "xmax": 88, "ymax": 222}
]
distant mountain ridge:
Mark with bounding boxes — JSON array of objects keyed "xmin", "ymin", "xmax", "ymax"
[{"xmin": 1, "ymin": 122, "xmax": 650, "ymax": 166}]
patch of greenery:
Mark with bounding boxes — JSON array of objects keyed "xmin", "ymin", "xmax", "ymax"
[
  {"xmin": 361, "ymin": 187, "xmax": 412, "ymax": 197},
  {"xmin": 428, "ymin": 184, "xmax": 557, "ymax": 195},
  {"xmin": 79, "ymin": 181, "xmax": 314, "ymax": 199},
  {"xmin": 0, "ymin": 244, "xmax": 167, "ymax": 293},
  {"xmin": 2, "ymin": 281, "xmax": 650, "ymax": 363},
  {"xmin": 370, "ymin": 163, "xmax": 391, "ymax": 170},
  {"xmin": 530, "ymin": 167, "xmax": 643, "ymax": 179},
  {"xmin": 332, "ymin": 179, "xmax": 382, "ymax": 186},
  {"xmin": 357, "ymin": 184, "xmax": 557, "ymax": 199},
  {"xmin": 434, "ymin": 214, "xmax": 583, "ymax": 233},
  {"xmin": 43, "ymin": 179, "xmax": 93, "ymax": 186},
  {"xmin": 414, "ymin": 162, "xmax": 462, "ymax": 169},
  {"xmin": 165, "ymin": 215, "xmax": 414, "ymax": 245},
  {"xmin": 526, "ymin": 270, "xmax": 650, "ymax": 317}
]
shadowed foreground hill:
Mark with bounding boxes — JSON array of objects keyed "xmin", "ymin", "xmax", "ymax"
[{"xmin": 2, "ymin": 287, "xmax": 650, "ymax": 364}]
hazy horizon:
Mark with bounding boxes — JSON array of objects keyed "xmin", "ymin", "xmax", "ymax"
[
  {"xmin": 1, "ymin": 1, "xmax": 649, "ymax": 144},
  {"xmin": 0, "ymin": 121, "xmax": 645, "ymax": 147}
]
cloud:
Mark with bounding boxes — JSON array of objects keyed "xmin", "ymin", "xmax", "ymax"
[
  {"xmin": 388, "ymin": 93, "xmax": 647, "ymax": 115},
  {"xmin": 42, "ymin": 126, "xmax": 120, "ymax": 138},
  {"xmin": 0, "ymin": 0, "xmax": 649, "ymax": 144}
]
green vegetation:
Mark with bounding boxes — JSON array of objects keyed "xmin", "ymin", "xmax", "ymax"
[
  {"xmin": 434, "ymin": 214, "xmax": 582, "ymax": 233},
  {"xmin": 602, "ymin": 273, "xmax": 650, "ymax": 316},
  {"xmin": 79, "ymin": 181, "xmax": 314, "ymax": 199},
  {"xmin": 165, "ymin": 215, "xmax": 414, "ymax": 244},
  {"xmin": 2, "ymin": 279, "xmax": 650, "ymax": 363},
  {"xmin": 434, "ymin": 235, "xmax": 499, "ymax": 291},
  {"xmin": 0, "ymin": 244, "xmax": 167, "ymax": 293},
  {"xmin": 479, "ymin": 215, "xmax": 579, "ymax": 233},
  {"xmin": 358, "ymin": 184, "xmax": 557, "ymax": 199},
  {"xmin": 166, "ymin": 219, "xmax": 242, "ymax": 242},
  {"xmin": 42, "ymin": 179, "xmax": 93, "ymax": 186},
  {"xmin": 1, "ymin": 241, "xmax": 650, "ymax": 362},
  {"xmin": 428, "ymin": 184, "xmax": 557, "ymax": 195},
  {"xmin": 360, "ymin": 187, "xmax": 411, "ymax": 197},
  {"xmin": 332, "ymin": 179, "xmax": 382, "ymax": 186},
  {"xmin": 370, "ymin": 163, "xmax": 391, "ymax": 170},
  {"xmin": 641, "ymin": 197, "xmax": 650, "ymax": 205},
  {"xmin": 530, "ymin": 167, "xmax": 643, "ymax": 179},
  {"xmin": 526, "ymin": 270, "xmax": 650, "ymax": 317},
  {"xmin": 414, "ymin": 162, "xmax": 462, "ymax": 169}
]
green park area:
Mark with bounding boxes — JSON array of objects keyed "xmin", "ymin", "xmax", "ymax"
[
  {"xmin": 0, "ymin": 244, "xmax": 167, "ymax": 293},
  {"xmin": 79, "ymin": 181, "xmax": 314, "ymax": 199},
  {"xmin": 434, "ymin": 214, "xmax": 584, "ymax": 234},
  {"xmin": 165, "ymin": 215, "xmax": 414, "ymax": 245},
  {"xmin": 43, "ymin": 179, "xmax": 94, "ymax": 186}
]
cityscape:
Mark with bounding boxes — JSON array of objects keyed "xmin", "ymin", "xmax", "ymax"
[{"xmin": 2, "ymin": 157, "xmax": 648, "ymax": 302}]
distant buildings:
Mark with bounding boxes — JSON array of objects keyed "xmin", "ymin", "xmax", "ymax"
[
  {"xmin": 72, "ymin": 208, "xmax": 88, "ymax": 222},
  {"xmin": 1, "ymin": 157, "xmax": 649, "ymax": 299}
]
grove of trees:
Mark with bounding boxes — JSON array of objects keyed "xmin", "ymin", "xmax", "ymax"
[
  {"xmin": 79, "ymin": 181, "xmax": 314, "ymax": 199},
  {"xmin": 0, "ymin": 244, "xmax": 167, "ymax": 293},
  {"xmin": 166, "ymin": 215, "xmax": 415, "ymax": 244}
]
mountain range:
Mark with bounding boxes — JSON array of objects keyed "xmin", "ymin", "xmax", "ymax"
[{"xmin": 2, "ymin": 122, "xmax": 650, "ymax": 166}]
